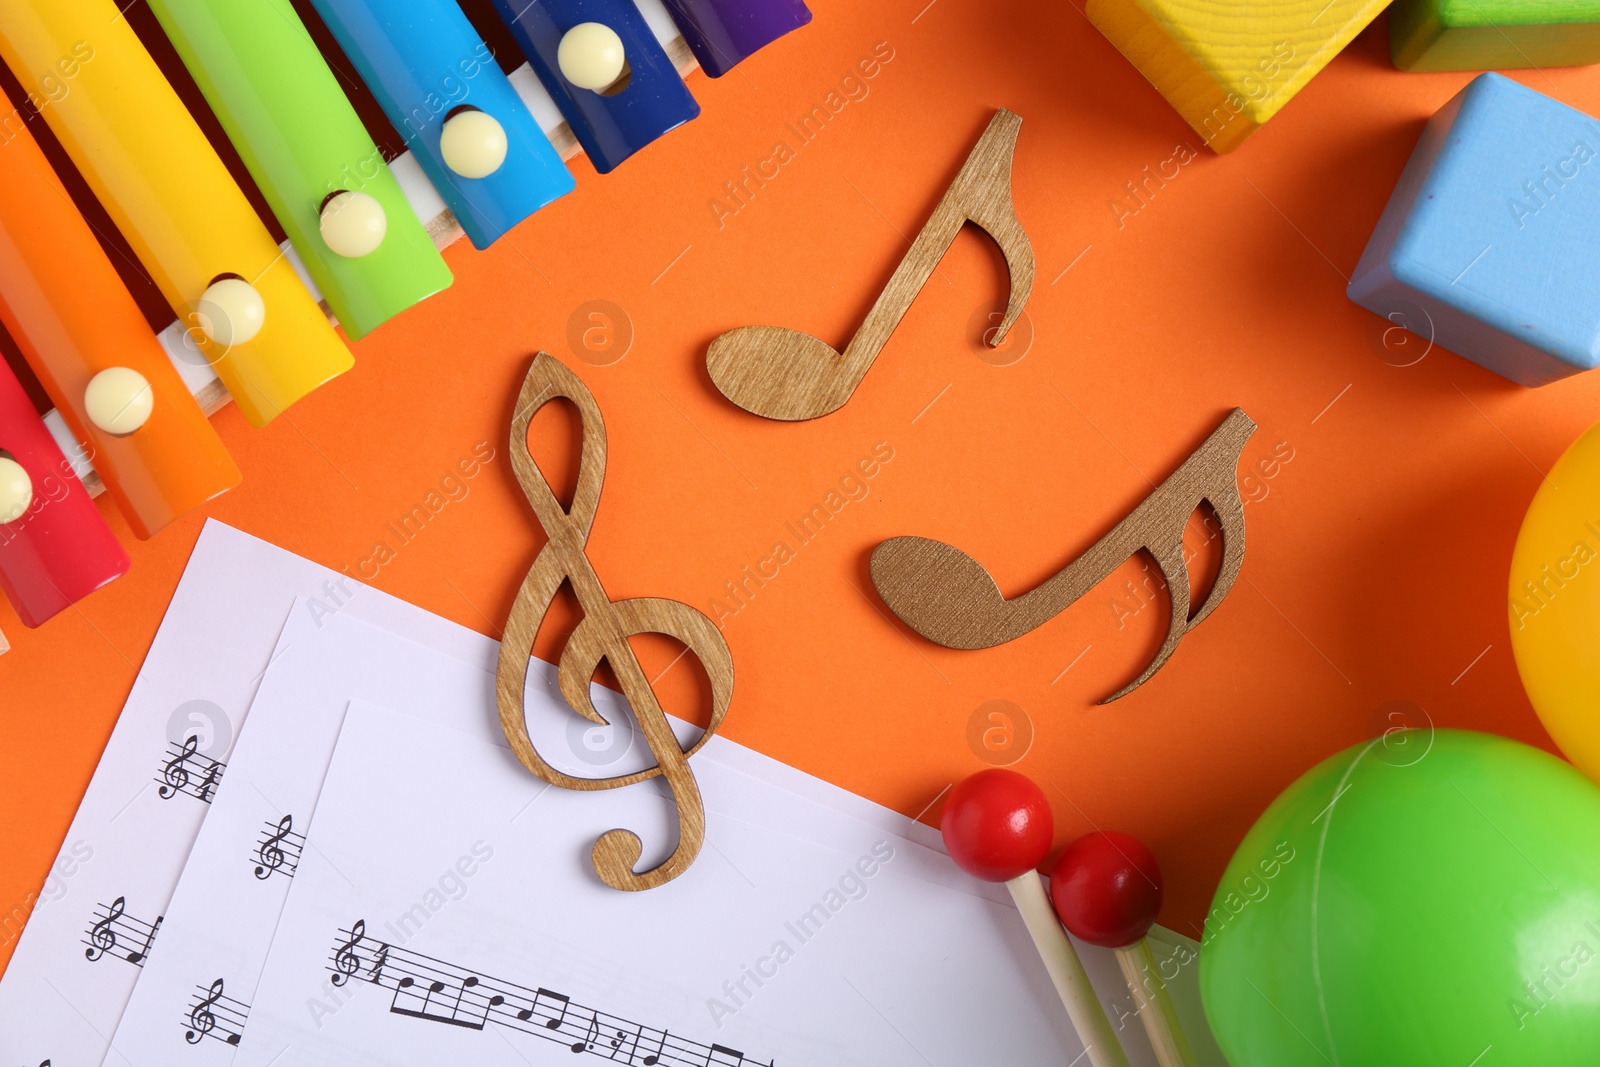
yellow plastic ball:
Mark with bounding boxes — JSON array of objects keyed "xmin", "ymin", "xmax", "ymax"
[
  {"xmin": 1509, "ymin": 419, "xmax": 1600, "ymax": 783},
  {"xmin": 558, "ymin": 22, "xmax": 626, "ymax": 91},
  {"xmin": 319, "ymin": 190, "xmax": 387, "ymax": 258},
  {"xmin": 440, "ymin": 110, "xmax": 509, "ymax": 179},
  {"xmin": 0, "ymin": 456, "xmax": 32, "ymax": 524},
  {"xmin": 84, "ymin": 367, "xmax": 154, "ymax": 435}
]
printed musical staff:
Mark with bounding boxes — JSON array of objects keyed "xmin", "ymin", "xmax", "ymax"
[
  {"xmin": 183, "ymin": 978, "xmax": 248, "ymax": 1047},
  {"xmin": 82, "ymin": 896, "xmax": 162, "ymax": 967},
  {"xmin": 155, "ymin": 735, "xmax": 227, "ymax": 803},
  {"xmin": 327, "ymin": 921, "xmax": 773, "ymax": 1066},
  {"xmin": 251, "ymin": 814, "xmax": 304, "ymax": 880}
]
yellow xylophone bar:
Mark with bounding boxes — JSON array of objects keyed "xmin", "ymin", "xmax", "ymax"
[{"xmin": 0, "ymin": 0, "xmax": 353, "ymax": 428}]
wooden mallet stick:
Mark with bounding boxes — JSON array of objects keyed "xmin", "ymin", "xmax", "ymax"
[
  {"xmin": 1051, "ymin": 831, "xmax": 1197, "ymax": 1067},
  {"xmin": 940, "ymin": 771, "xmax": 1129, "ymax": 1067}
]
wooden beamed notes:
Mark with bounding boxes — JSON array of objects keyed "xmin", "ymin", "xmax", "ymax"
[
  {"xmin": 871, "ymin": 410, "xmax": 1257, "ymax": 703},
  {"xmin": 496, "ymin": 354, "xmax": 734, "ymax": 892},
  {"xmin": 702, "ymin": 104, "xmax": 1252, "ymax": 698},
  {"xmin": 706, "ymin": 108, "xmax": 1035, "ymax": 421}
]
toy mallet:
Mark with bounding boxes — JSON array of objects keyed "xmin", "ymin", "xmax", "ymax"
[
  {"xmin": 941, "ymin": 770, "xmax": 1129, "ymax": 1067},
  {"xmin": 1051, "ymin": 832, "xmax": 1197, "ymax": 1067}
]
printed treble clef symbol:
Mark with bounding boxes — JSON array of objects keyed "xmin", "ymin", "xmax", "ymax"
[
  {"xmin": 185, "ymin": 978, "xmax": 225, "ymax": 1044},
  {"xmin": 253, "ymin": 814, "xmax": 294, "ymax": 879},
  {"xmin": 331, "ymin": 920, "xmax": 365, "ymax": 986},
  {"xmin": 497, "ymin": 355, "xmax": 734, "ymax": 893},
  {"xmin": 84, "ymin": 896, "xmax": 124, "ymax": 962},
  {"xmin": 158, "ymin": 735, "xmax": 198, "ymax": 799}
]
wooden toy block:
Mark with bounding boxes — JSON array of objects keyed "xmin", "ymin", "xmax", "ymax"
[
  {"xmin": 1391, "ymin": 0, "xmax": 1600, "ymax": 72},
  {"xmin": 1085, "ymin": 0, "xmax": 1392, "ymax": 153},
  {"xmin": 1348, "ymin": 73, "xmax": 1600, "ymax": 387}
]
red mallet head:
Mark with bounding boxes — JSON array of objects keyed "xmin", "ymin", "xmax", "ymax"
[
  {"xmin": 1049, "ymin": 831, "xmax": 1164, "ymax": 948},
  {"xmin": 940, "ymin": 769, "xmax": 1054, "ymax": 882}
]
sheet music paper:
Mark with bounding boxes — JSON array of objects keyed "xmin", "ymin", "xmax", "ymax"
[
  {"xmin": 101, "ymin": 608, "xmax": 498, "ymax": 1062},
  {"xmin": 4, "ymin": 521, "xmax": 1223, "ymax": 1066},
  {"xmin": 0, "ymin": 521, "xmax": 491, "ymax": 1066},
  {"xmin": 236, "ymin": 700, "xmax": 1098, "ymax": 1066},
  {"xmin": 105, "ymin": 608, "xmax": 1062, "ymax": 1064}
]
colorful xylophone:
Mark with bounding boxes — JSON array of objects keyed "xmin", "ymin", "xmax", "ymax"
[{"xmin": 0, "ymin": 0, "xmax": 810, "ymax": 649}]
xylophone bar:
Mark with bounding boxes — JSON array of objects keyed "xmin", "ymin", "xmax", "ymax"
[
  {"xmin": 0, "ymin": 0, "xmax": 354, "ymax": 429},
  {"xmin": 309, "ymin": 0, "xmax": 577, "ymax": 253},
  {"xmin": 491, "ymin": 0, "xmax": 701, "ymax": 174},
  {"xmin": 658, "ymin": 0, "xmax": 812, "ymax": 78},
  {"xmin": 144, "ymin": 0, "xmax": 454, "ymax": 341},
  {"xmin": 0, "ymin": 117, "xmax": 241, "ymax": 540},
  {"xmin": 0, "ymin": 356, "xmax": 128, "ymax": 628},
  {"xmin": 27, "ymin": 2, "xmax": 703, "ymax": 501},
  {"xmin": 0, "ymin": 0, "xmax": 793, "ymax": 641}
]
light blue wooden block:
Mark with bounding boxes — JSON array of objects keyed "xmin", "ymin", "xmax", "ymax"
[{"xmin": 1349, "ymin": 73, "xmax": 1600, "ymax": 386}]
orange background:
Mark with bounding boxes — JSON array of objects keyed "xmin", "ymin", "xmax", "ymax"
[{"xmin": 5, "ymin": 0, "xmax": 1600, "ymax": 968}]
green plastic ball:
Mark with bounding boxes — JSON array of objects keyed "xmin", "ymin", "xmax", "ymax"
[{"xmin": 1200, "ymin": 729, "xmax": 1600, "ymax": 1066}]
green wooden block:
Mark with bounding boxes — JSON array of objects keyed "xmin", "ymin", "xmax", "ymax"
[{"xmin": 1391, "ymin": 0, "xmax": 1600, "ymax": 71}]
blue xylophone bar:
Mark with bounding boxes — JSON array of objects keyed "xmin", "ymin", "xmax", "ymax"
[
  {"xmin": 490, "ymin": 0, "xmax": 701, "ymax": 174},
  {"xmin": 309, "ymin": 0, "xmax": 576, "ymax": 250}
]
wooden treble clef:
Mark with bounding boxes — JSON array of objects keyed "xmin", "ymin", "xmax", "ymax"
[{"xmin": 496, "ymin": 354, "xmax": 734, "ymax": 892}]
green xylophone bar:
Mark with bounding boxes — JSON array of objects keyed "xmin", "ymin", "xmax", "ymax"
[{"xmin": 145, "ymin": 0, "xmax": 453, "ymax": 339}]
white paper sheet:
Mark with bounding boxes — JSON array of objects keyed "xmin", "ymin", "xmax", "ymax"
[
  {"xmin": 3, "ymin": 520, "xmax": 1223, "ymax": 1067},
  {"xmin": 0, "ymin": 521, "xmax": 491, "ymax": 1066},
  {"xmin": 105, "ymin": 606, "xmax": 991, "ymax": 1064},
  {"xmin": 109, "ymin": 604, "xmax": 1062, "ymax": 1062},
  {"xmin": 112, "ymin": 607, "xmax": 1225, "ymax": 1065},
  {"xmin": 235, "ymin": 700, "xmax": 1097, "ymax": 1066}
]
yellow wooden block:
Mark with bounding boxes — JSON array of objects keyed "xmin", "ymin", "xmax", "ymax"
[{"xmin": 1087, "ymin": 0, "xmax": 1392, "ymax": 153}]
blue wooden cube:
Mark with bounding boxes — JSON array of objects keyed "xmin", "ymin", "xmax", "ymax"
[{"xmin": 1349, "ymin": 73, "xmax": 1600, "ymax": 386}]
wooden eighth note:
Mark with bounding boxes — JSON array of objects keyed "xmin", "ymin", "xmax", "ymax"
[
  {"xmin": 870, "ymin": 409, "xmax": 1256, "ymax": 703},
  {"xmin": 705, "ymin": 107, "xmax": 1034, "ymax": 420},
  {"xmin": 496, "ymin": 354, "xmax": 734, "ymax": 892}
]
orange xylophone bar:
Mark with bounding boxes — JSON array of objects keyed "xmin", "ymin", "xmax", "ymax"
[{"xmin": 0, "ymin": 116, "xmax": 241, "ymax": 539}]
